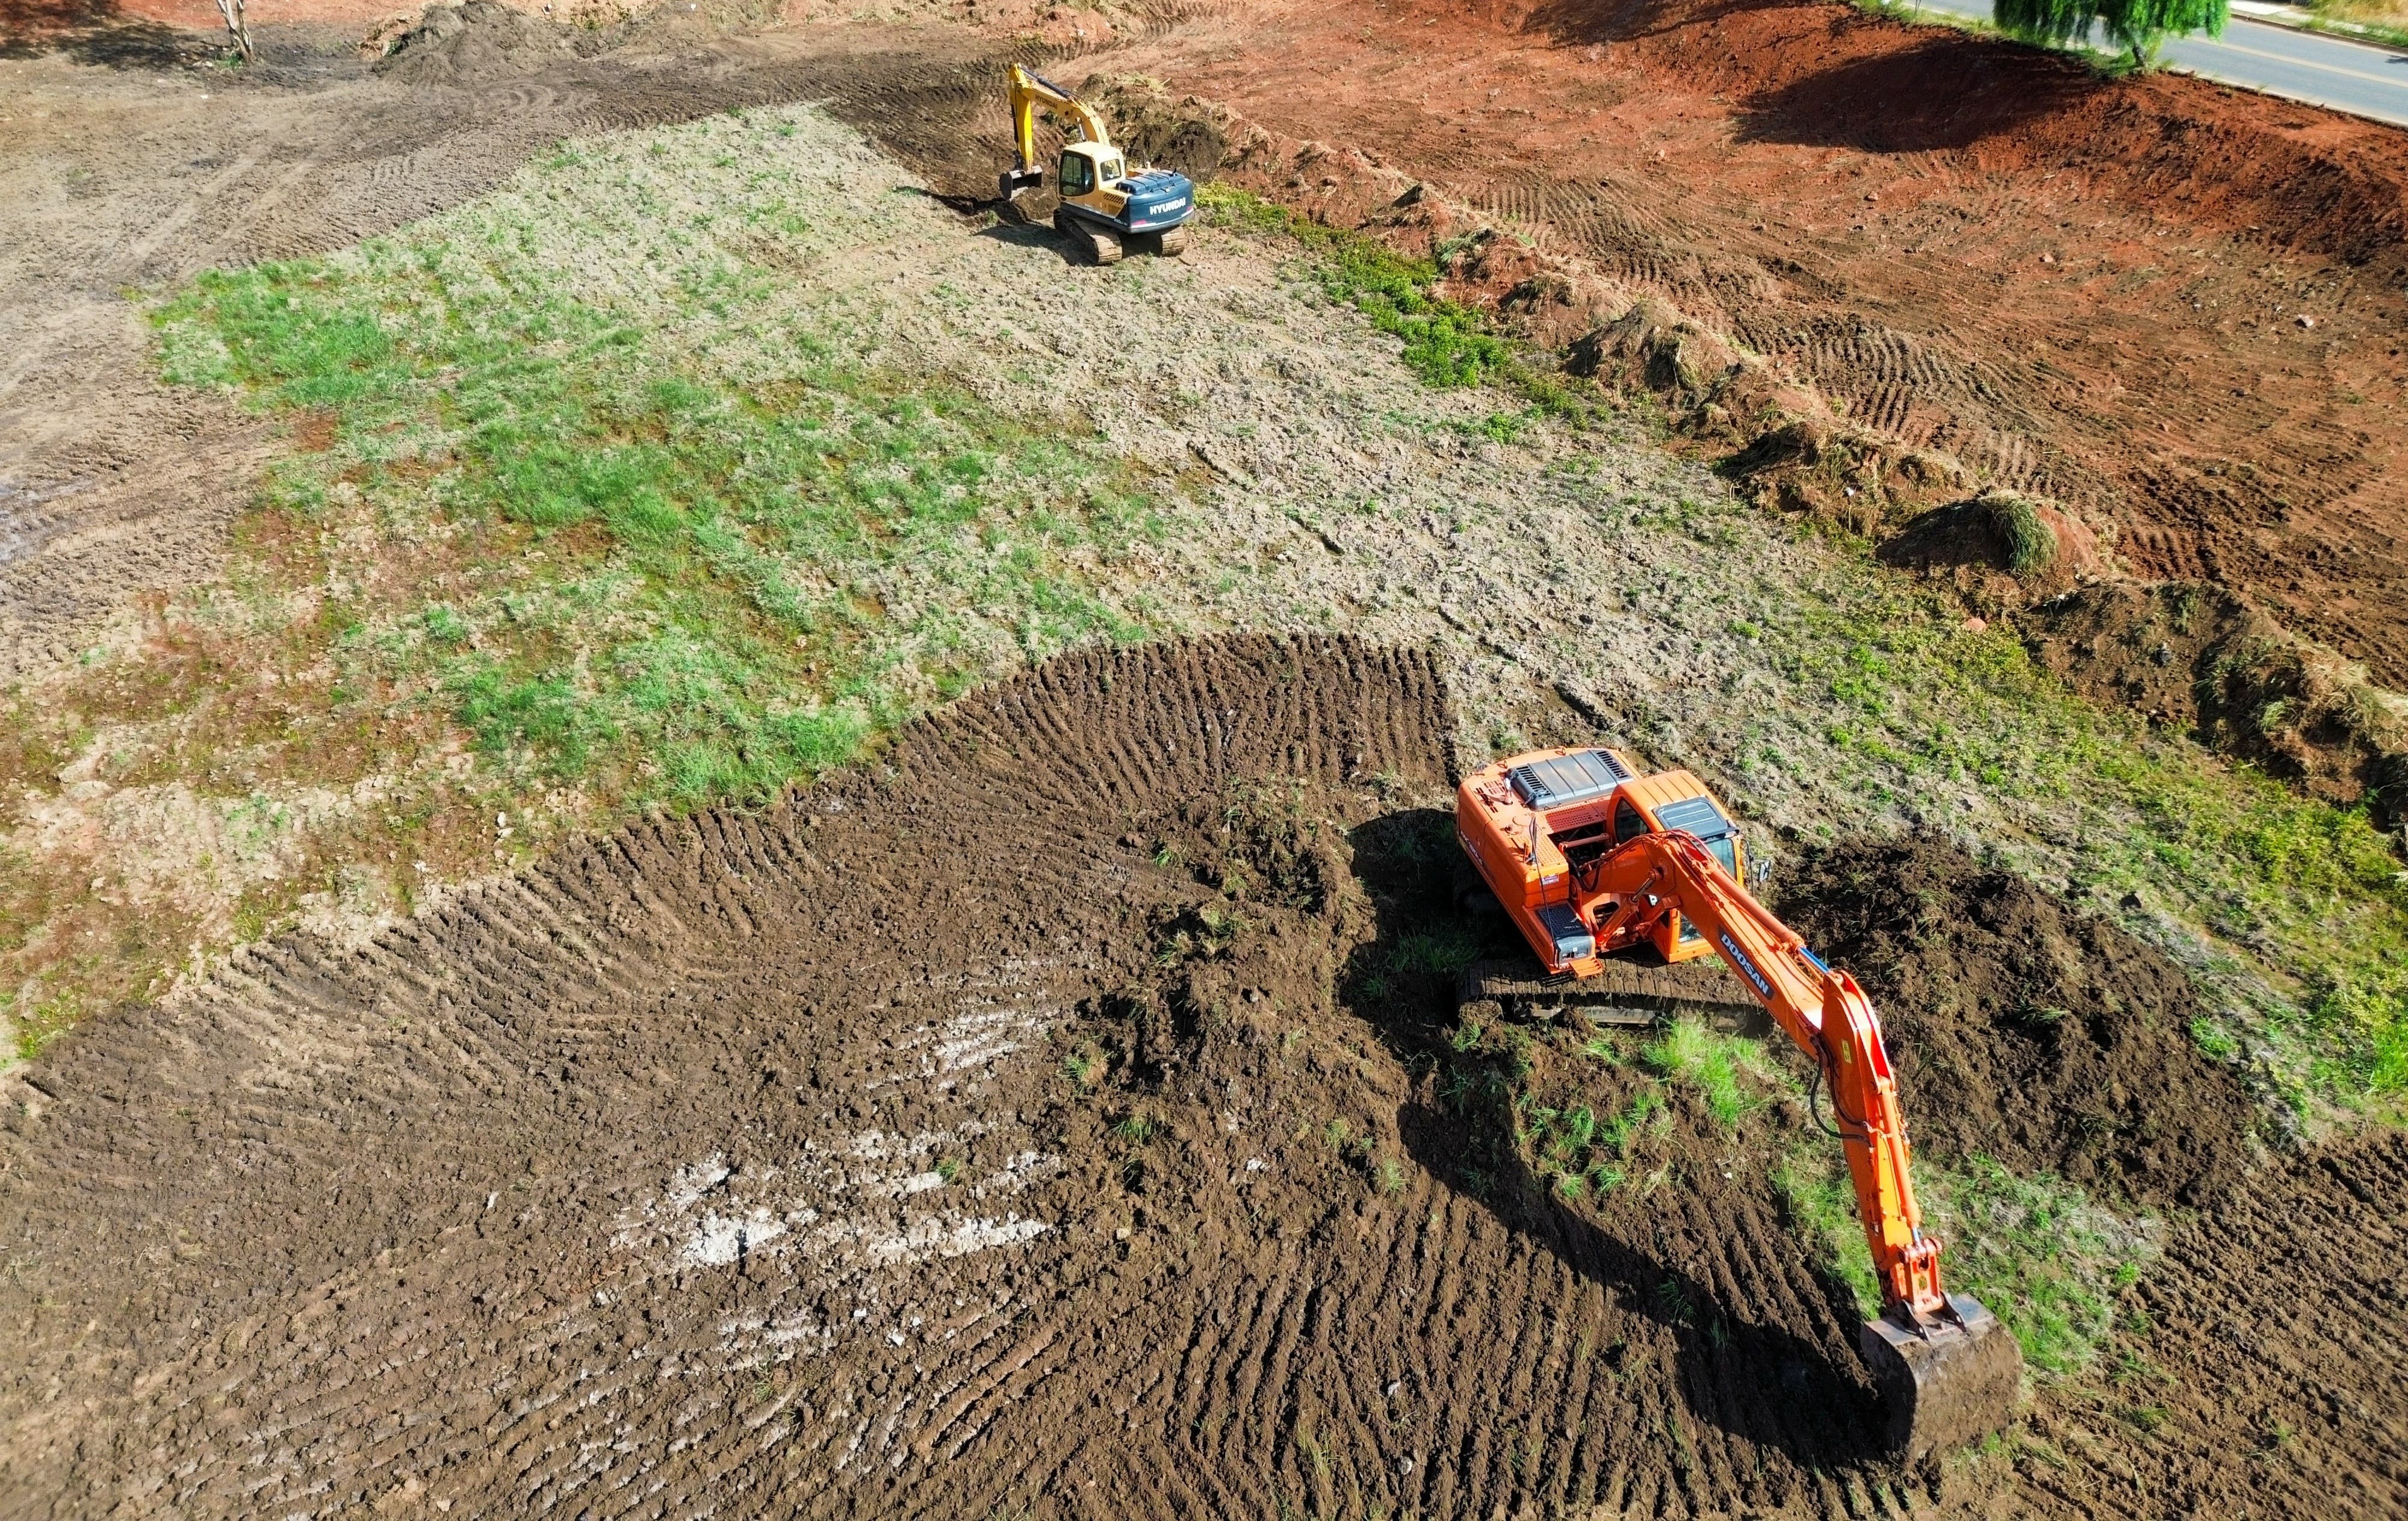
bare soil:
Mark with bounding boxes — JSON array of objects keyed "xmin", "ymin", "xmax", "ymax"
[
  {"xmin": 1094, "ymin": 0, "xmax": 2408, "ymax": 693},
  {"xmin": 1, "ymin": 636, "xmax": 2397, "ymax": 1517},
  {"xmin": 1774, "ymin": 835, "xmax": 2253, "ymax": 1208}
]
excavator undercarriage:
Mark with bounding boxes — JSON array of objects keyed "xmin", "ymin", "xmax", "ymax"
[{"xmin": 1456, "ymin": 745, "xmax": 2024, "ymax": 1461}]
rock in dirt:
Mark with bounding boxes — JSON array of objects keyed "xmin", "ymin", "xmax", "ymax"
[
  {"xmin": 376, "ymin": 0, "xmax": 577, "ymax": 84},
  {"xmin": 1776, "ymin": 835, "xmax": 2250, "ymax": 1207}
]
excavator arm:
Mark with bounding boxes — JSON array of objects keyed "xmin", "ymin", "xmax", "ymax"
[
  {"xmin": 1583, "ymin": 827, "xmax": 2024, "ymax": 1456},
  {"xmin": 1002, "ymin": 64, "xmax": 1113, "ymax": 195},
  {"xmin": 1590, "ymin": 831, "xmax": 1937, "ymax": 1311}
]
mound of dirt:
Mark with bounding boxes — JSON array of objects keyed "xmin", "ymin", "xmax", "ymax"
[
  {"xmin": 1775, "ymin": 835, "xmax": 2250, "ymax": 1207},
  {"xmin": 375, "ymin": 0, "xmax": 576, "ymax": 82},
  {"xmin": 2025, "ymin": 580, "xmax": 2408, "ymax": 819},
  {"xmin": 1084, "ymin": 73, "xmax": 1230, "ymax": 182}
]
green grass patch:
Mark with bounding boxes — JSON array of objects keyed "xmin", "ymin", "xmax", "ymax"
[
  {"xmin": 150, "ymin": 110, "xmax": 1157, "ymax": 812},
  {"xmin": 1642, "ymin": 1017, "xmax": 1771, "ymax": 1128},
  {"xmin": 1770, "ymin": 591, "xmax": 2408, "ymax": 1100},
  {"xmin": 1197, "ymin": 184, "xmax": 1586, "ymax": 417},
  {"xmin": 1778, "ymin": 1144, "xmax": 2156, "ymax": 1376}
]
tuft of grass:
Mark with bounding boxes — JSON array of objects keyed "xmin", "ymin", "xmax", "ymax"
[
  {"xmin": 1980, "ymin": 489, "xmax": 2058, "ymax": 576},
  {"xmin": 1063, "ymin": 1044, "xmax": 1108, "ymax": 1087},
  {"xmin": 1519, "ymin": 1086, "xmax": 1661, "ymax": 1200},
  {"xmin": 1641, "ymin": 1018, "xmax": 1767, "ymax": 1129},
  {"xmin": 1198, "ymin": 185, "xmax": 1584, "ymax": 416},
  {"xmin": 1774, "ymin": 1148, "xmax": 1882, "ymax": 1318}
]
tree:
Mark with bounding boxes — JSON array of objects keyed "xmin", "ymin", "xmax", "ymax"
[
  {"xmin": 214, "ymin": 0, "xmax": 255, "ymax": 61},
  {"xmin": 1996, "ymin": 0, "xmax": 2227, "ymax": 67}
]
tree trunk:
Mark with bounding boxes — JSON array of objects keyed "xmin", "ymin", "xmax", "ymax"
[{"xmin": 214, "ymin": 0, "xmax": 254, "ymax": 60}]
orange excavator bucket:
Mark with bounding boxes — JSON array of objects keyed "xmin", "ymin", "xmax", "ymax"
[
  {"xmin": 1863, "ymin": 1296, "xmax": 2025, "ymax": 1460},
  {"xmin": 1455, "ymin": 746, "xmax": 2024, "ymax": 1458}
]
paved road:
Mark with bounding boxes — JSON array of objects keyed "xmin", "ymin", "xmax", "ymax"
[{"xmin": 1906, "ymin": 0, "xmax": 2408, "ymax": 127}]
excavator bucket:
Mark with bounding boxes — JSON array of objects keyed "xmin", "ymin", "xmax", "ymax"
[
  {"xmin": 998, "ymin": 166, "xmax": 1044, "ymax": 201},
  {"xmin": 1861, "ymin": 1295, "xmax": 2024, "ymax": 1460}
]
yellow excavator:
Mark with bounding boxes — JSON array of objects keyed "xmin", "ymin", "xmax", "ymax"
[
  {"xmin": 1457, "ymin": 746, "xmax": 2025, "ymax": 1460},
  {"xmin": 999, "ymin": 64, "xmax": 1196, "ymax": 265}
]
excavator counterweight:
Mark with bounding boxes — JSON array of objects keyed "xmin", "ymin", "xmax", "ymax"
[{"xmin": 1457, "ymin": 745, "xmax": 2023, "ymax": 1460}]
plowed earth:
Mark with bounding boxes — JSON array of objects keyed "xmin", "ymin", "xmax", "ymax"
[{"xmin": 2, "ymin": 636, "xmax": 2402, "ymax": 1519}]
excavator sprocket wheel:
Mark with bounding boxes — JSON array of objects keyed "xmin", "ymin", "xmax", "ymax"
[
  {"xmin": 1861, "ymin": 1295, "xmax": 2024, "ymax": 1461},
  {"xmin": 1157, "ymin": 224, "xmax": 1190, "ymax": 257}
]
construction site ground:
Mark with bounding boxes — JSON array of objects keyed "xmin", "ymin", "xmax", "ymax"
[{"xmin": 1, "ymin": 0, "xmax": 2405, "ymax": 1516}]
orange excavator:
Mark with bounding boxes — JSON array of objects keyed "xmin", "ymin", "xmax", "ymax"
[{"xmin": 1456, "ymin": 746, "xmax": 2023, "ymax": 1459}]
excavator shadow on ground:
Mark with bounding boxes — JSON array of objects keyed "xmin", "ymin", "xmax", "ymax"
[{"xmin": 1339, "ymin": 807, "xmax": 1899, "ymax": 1472}]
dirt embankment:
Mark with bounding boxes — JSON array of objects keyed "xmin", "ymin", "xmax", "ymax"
[
  {"xmin": 1079, "ymin": 0, "xmax": 2408, "ymax": 807},
  {"xmin": 1775, "ymin": 835, "xmax": 2253, "ymax": 1207}
]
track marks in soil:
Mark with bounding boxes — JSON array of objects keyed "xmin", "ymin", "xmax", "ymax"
[
  {"xmin": 2, "ymin": 633, "xmax": 2401, "ymax": 1517},
  {"xmin": 2016, "ymin": 1131, "xmax": 2408, "ymax": 1519},
  {"xmin": 0, "ymin": 634, "xmax": 1460, "ymax": 1517},
  {"xmin": 1116, "ymin": 0, "xmax": 2408, "ymax": 682}
]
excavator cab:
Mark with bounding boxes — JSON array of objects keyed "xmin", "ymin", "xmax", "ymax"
[{"xmin": 1456, "ymin": 746, "xmax": 2025, "ymax": 1461}]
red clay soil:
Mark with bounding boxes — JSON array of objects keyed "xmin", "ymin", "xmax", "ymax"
[
  {"xmin": 2, "ymin": 634, "xmax": 2399, "ymax": 1519},
  {"xmin": 1100, "ymin": 0, "xmax": 2408, "ymax": 686}
]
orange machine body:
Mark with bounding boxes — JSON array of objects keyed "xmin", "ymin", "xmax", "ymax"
[
  {"xmin": 1457, "ymin": 747, "xmax": 1949, "ymax": 1322},
  {"xmin": 1455, "ymin": 747, "xmax": 1747, "ymax": 975}
]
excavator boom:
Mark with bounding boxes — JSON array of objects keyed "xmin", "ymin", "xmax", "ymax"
[
  {"xmin": 996, "ymin": 64, "xmax": 1196, "ymax": 264},
  {"xmin": 1457, "ymin": 747, "xmax": 2023, "ymax": 1459},
  {"xmin": 1003, "ymin": 63, "xmax": 1113, "ymax": 193}
]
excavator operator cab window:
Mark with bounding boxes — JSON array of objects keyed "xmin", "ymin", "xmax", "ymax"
[
  {"xmin": 1059, "ymin": 152, "xmax": 1094, "ymax": 197},
  {"xmin": 1096, "ymin": 153, "xmax": 1126, "ymax": 185},
  {"xmin": 1613, "ymin": 798, "xmax": 1646, "ymax": 845}
]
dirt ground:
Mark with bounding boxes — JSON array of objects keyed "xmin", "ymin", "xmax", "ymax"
[
  {"xmin": 0, "ymin": 636, "xmax": 2397, "ymax": 1517},
  {"xmin": 1095, "ymin": 0, "xmax": 2408, "ymax": 691},
  {"xmin": 2, "ymin": 2, "xmax": 2404, "ymax": 1516}
]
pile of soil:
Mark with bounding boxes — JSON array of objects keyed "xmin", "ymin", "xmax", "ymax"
[
  {"xmin": 2025, "ymin": 580, "xmax": 2408, "ymax": 817},
  {"xmin": 1775, "ymin": 835, "xmax": 2250, "ymax": 1207},
  {"xmin": 375, "ymin": 0, "xmax": 576, "ymax": 82}
]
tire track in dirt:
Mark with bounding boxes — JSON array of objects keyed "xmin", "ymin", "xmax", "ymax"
[
  {"xmin": 0, "ymin": 634, "xmax": 1468, "ymax": 1518},
  {"xmin": 0, "ymin": 630, "xmax": 1932, "ymax": 1520},
  {"xmin": 2009, "ymin": 1131, "xmax": 2408, "ymax": 1519}
]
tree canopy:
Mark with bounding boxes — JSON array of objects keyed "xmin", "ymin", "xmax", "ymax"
[{"xmin": 1996, "ymin": 0, "xmax": 2229, "ymax": 65}]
